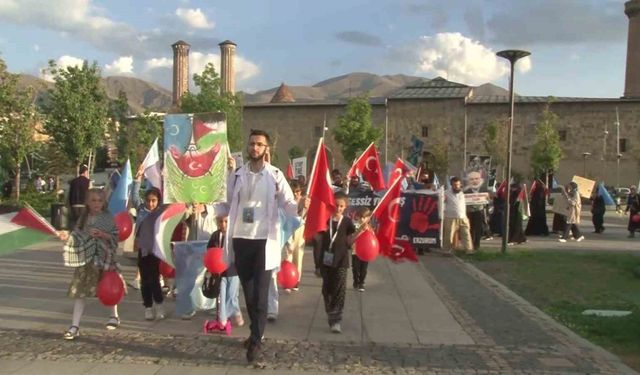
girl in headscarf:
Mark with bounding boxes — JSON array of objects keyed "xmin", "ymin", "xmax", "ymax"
[{"xmin": 507, "ymin": 183, "xmax": 527, "ymax": 245}]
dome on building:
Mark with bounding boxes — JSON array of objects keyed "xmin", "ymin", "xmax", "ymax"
[{"xmin": 270, "ymin": 83, "xmax": 295, "ymax": 103}]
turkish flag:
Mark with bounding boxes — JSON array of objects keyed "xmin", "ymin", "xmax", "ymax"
[
  {"xmin": 10, "ymin": 205, "xmax": 57, "ymax": 236},
  {"xmin": 388, "ymin": 158, "xmax": 411, "ymax": 187},
  {"xmin": 304, "ymin": 139, "xmax": 336, "ymax": 240},
  {"xmin": 390, "ymin": 239, "xmax": 419, "ymax": 263},
  {"xmin": 286, "ymin": 160, "xmax": 294, "ymax": 180},
  {"xmin": 348, "ymin": 143, "xmax": 385, "ymax": 191},
  {"xmin": 372, "ymin": 176, "xmax": 403, "ymax": 257}
]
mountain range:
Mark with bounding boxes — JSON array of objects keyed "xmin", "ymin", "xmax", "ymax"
[{"xmin": 16, "ymin": 72, "xmax": 509, "ymax": 114}]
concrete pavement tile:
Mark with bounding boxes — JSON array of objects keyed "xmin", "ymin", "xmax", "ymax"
[
  {"xmin": 415, "ymin": 329, "xmax": 474, "ymax": 345},
  {"xmin": 84, "ymin": 363, "xmax": 162, "ymax": 375},
  {"xmin": 10, "ymin": 360, "xmax": 96, "ymax": 375},
  {"xmin": 155, "ymin": 365, "xmax": 229, "ymax": 374},
  {"xmin": 0, "ymin": 359, "xmax": 30, "ymax": 374}
]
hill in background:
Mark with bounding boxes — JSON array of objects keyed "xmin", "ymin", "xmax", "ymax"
[{"xmin": 16, "ymin": 72, "xmax": 509, "ymax": 113}]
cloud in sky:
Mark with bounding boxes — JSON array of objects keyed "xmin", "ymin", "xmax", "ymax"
[
  {"xmin": 41, "ymin": 55, "xmax": 85, "ymax": 81},
  {"xmin": 189, "ymin": 51, "xmax": 259, "ymax": 81},
  {"xmin": 414, "ymin": 32, "xmax": 531, "ymax": 85},
  {"xmin": 175, "ymin": 8, "xmax": 214, "ymax": 29},
  {"xmin": 104, "ymin": 56, "xmax": 134, "ymax": 75},
  {"xmin": 145, "ymin": 57, "xmax": 173, "ymax": 70},
  {"xmin": 335, "ymin": 31, "xmax": 383, "ymax": 47}
]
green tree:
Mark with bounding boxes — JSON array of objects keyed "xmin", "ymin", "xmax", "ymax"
[
  {"xmin": 483, "ymin": 118, "xmax": 508, "ymax": 177},
  {"xmin": 109, "ymin": 90, "xmax": 129, "ymax": 137},
  {"xmin": 117, "ymin": 112, "xmax": 163, "ymax": 168},
  {"xmin": 333, "ymin": 93, "xmax": 382, "ymax": 162},
  {"xmin": 0, "ymin": 57, "xmax": 40, "ymax": 201},
  {"xmin": 43, "ymin": 60, "xmax": 110, "ymax": 174},
  {"xmin": 425, "ymin": 126, "xmax": 449, "ymax": 179},
  {"xmin": 180, "ymin": 63, "xmax": 243, "ymax": 151},
  {"xmin": 530, "ymin": 103, "xmax": 563, "ymax": 185},
  {"xmin": 288, "ymin": 145, "xmax": 304, "ymax": 160}
]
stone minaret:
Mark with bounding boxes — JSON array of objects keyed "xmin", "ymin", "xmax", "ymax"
[
  {"xmin": 219, "ymin": 40, "xmax": 237, "ymax": 95},
  {"xmin": 624, "ymin": 0, "xmax": 640, "ymax": 98},
  {"xmin": 172, "ymin": 40, "xmax": 191, "ymax": 106}
]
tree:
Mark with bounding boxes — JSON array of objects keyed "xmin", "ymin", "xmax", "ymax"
[
  {"xmin": 530, "ymin": 102, "xmax": 563, "ymax": 187},
  {"xmin": 483, "ymin": 118, "xmax": 508, "ymax": 178},
  {"xmin": 333, "ymin": 93, "xmax": 382, "ymax": 163},
  {"xmin": 288, "ymin": 145, "xmax": 304, "ymax": 160},
  {"xmin": 0, "ymin": 57, "xmax": 40, "ymax": 201},
  {"xmin": 425, "ymin": 126, "xmax": 450, "ymax": 180},
  {"xmin": 117, "ymin": 112, "xmax": 163, "ymax": 168},
  {"xmin": 180, "ymin": 63, "xmax": 243, "ymax": 151},
  {"xmin": 109, "ymin": 90, "xmax": 129, "ymax": 139},
  {"xmin": 43, "ymin": 60, "xmax": 110, "ymax": 174}
]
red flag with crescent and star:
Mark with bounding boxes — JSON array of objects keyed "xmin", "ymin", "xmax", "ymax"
[
  {"xmin": 371, "ymin": 176, "xmax": 403, "ymax": 258},
  {"xmin": 347, "ymin": 143, "xmax": 385, "ymax": 191},
  {"xmin": 387, "ymin": 158, "xmax": 412, "ymax": 187},
  {"xmin": 304, "ymin": 138, "xmax": 336, "ymax": 240}
]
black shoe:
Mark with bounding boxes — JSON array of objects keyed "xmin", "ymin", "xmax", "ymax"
[{"xmin": 246, "ymin": 342, "xmax": 261, "ymax": 363}]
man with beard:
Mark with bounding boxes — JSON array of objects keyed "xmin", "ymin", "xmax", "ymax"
[
  {"xmin": 220, "ymin": 129, "xmax": 308, "ymax": 362},
  {"xmin": 442, "ymin": 177, "xmax": 473, "ymax": 255}
]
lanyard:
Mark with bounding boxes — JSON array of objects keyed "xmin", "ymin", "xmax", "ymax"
[{"xmin": 328, "ymin": 216, "xmax": 343, "ymax": 250}]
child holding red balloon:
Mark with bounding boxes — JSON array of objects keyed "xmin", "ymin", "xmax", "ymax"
[
  {"xmin": 58, "ymin": 188, "xmax": 121, "ymax": 340},
  {"xmin": 131, "ymin": 169, "xmax": 165, "ymax": 321},
  {"xmin": 352, "ymin": 207, "xmax": 372, "ymax": 292},
  {"xmin": 206, "ymin": 214, "xmax": 244, "ymax": 329},
  {"xmin": 318, "ymin": 192, "xmax": 356, "ymax": 333}
]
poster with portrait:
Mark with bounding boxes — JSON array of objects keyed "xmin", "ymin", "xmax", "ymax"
[
  {"xmin": 464, "ymin": 155, "xmax": 491, "ymax": 193},
  {"xmin": 231, "ymin": 152, "xmax": 244, "ymax": 168},
  {"xmin": 292, "ymin": 156, "xmax": 307, "ymax": 179},
  {"xmin": 163, "ymin": 112, "xmax": 229, "ymax": 203}
]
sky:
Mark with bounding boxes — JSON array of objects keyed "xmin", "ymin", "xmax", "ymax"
[{"xmin": 0, "ymin": 0, "xmax": 630, "ymax": 98}]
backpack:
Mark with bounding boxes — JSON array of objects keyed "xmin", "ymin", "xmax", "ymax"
[{"xmin": 201, "ymin": 272, "xmax": 222, "ymax": 299}]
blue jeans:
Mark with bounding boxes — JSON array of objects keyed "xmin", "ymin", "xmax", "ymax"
[{"xmin": 219, "ymin": 275, "xmax": 240, "ymax": 323}]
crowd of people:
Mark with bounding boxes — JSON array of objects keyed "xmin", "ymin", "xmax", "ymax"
[{"xmin": 53, "ymin": 128, "xmax": 640, "ymax": 364}]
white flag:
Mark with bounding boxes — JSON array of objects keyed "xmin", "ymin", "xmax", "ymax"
[{"xmin": 142, "ymin": 137, "xmax": 162, "ymax": 190}]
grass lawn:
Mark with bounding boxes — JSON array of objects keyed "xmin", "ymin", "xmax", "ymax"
[{"xmin": 465, "ymin": 249, "xmax": 640, "ymax": 371}]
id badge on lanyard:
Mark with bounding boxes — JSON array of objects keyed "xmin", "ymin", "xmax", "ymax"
[{"xmin": 323, "ymin": 217, "xmax": 342, "ymax": 266}]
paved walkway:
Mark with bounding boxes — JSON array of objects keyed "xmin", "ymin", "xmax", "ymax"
[{"xmin": 0, "ymin": 224, "xmax": 637, "ymax": 374}]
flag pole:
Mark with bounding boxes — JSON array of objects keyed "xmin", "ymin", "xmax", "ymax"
[{"xmin": 306, "ymin": 137, "xmax": 324, "ymax": 196}]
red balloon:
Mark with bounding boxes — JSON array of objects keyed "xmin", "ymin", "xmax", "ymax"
[
  {"xmin": 632, "ymin": 214, "xmax": 640, "ymax": 224},
  {"xmin": 354, "ymin": 229, "xmax": 380, "ymax": 262},
  {"xmin": 277, "ymin": 260, "xmax": 299, "ymax": 289},
  {"xmin": 203, "ymin": 247, "xmax": 227, "ymax": 274},
  {"xmin": 159, "ymin": 260, "xmax": 176, "ymax": 278},
  {"xmin": 97, "ymin": 271, "xmax": 125, "ymax": 306},
  {"xmin": 114, "ymin": 211, "xmax": 133, "ymax": 242}
]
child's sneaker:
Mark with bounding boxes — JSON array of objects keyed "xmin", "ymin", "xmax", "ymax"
[
  {"xmin": 233, "ymin": 313, "xmax": 245, "ymax": 327},
  {"xmin": 155, "ymin": 304, "xmax": 165, "ymax": 320},
  {"xmin": 330, "ymin": 323, "xmax": 341, "ymax": 333},
  {"xmin": 144, "ymin": 307, "xmax": 154, "ymax": 321}
]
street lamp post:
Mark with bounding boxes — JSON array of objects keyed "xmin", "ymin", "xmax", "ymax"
[
  {"xmin": 497, "ymin": 49, "xmax": 530, "ymax": 254},
  {"xmin": 582, "ymin": 152, "xmax": 591, "ymax": 177},
  {"xmin": 617, "ymin": 153, "xmax": 622, "ymax": 189}
]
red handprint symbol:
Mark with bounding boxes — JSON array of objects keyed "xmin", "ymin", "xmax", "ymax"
[{"xmin": 409, "ymin": 195, "xmax": 440, "ymax": 233}]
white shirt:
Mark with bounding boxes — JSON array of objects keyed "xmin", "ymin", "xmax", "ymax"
[
  {"xmin": 233, "ymin": 167, "xmax": 269, "ymax": 239},
  {"xmin": 444, "ymin": 188, "xmax": 467, "ymax": 219}
]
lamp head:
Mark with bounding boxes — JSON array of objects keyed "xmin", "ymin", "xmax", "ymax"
[{"xmin": 496, "ymin": 49, "xmax": 531, "ymax": 63}]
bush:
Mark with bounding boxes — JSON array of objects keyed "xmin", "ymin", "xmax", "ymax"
[{"xmin": 1, "ymin": 191, "xmax": 60, "ymax": 217}]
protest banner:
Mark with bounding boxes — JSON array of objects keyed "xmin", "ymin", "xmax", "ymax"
[{"xmin": 163, "ymin": 112, "xmax": 228, "ymax": 203}]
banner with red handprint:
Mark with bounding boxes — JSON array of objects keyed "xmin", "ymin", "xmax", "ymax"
[
  {"xmin": 163, "ymin": 112, "xmax": 229, "ymax": 203},
  {"xmin": 395, "ymin": 191, "xmax": 441, "ymax": 249}
]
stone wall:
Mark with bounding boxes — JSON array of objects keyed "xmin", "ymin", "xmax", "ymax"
[
  {"xmin": 242, "ymin": 103, "xmax": 386, "ymax": 173},
  {"xmin": 242, "ymin": 98, "xmax": 640, "ymax": 187}
]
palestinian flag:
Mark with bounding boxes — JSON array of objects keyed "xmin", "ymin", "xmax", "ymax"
[{"xmin": 152, "ymin": 203, "xmax": 187, "ymax": 267}]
